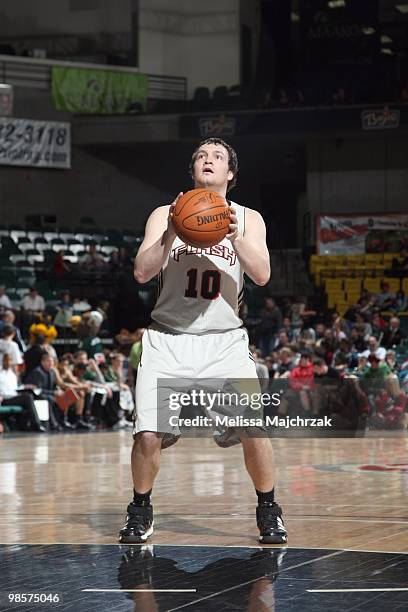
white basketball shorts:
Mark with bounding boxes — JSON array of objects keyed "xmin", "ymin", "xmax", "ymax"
[{"xmin": 133, "ymin": 325, "xmax": 260, "ymax": 445}]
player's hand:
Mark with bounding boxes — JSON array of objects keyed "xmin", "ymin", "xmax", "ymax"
[
  {"xmin": 226, "ymin": 206, "xmax": 239, "ymax": 242},
  {"xmin": 167, "ymin": 192, "xmax": 183, "ymax": 238}
]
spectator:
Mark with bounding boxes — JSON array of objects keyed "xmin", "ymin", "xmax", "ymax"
[
  {"xmin": 371, "ymin": 311, "xmax": 387, "ymax": 339},
  {"xmin": 393, "ymin": 290, "xmax": 407, "ymax": 313},
  {"xmin": 80, "ymin": 244, "xmax": 106, "ymax": 271},
  {"xmin": 385, "ymin": 350, "xmax": 398, "ymax": 373},
  {"xmin": 24, "ymin": 354, "xmax": 69, "ymax": 430},
  {"xmin": 374, "ymin": 282, "xmax": 395, "ymax": 310},
  {"xmin": 0, "ymin": 309, "xmax": 26, "ymax": 352},
  {"xmin": 288, "ymin": 350, "xmax": 315, "ymax": 413},
  {"xmin": 57, "ymin": 355, "xmax": 92, "ymax": 430},
  {"xmin": 275, "ymin": 331, "xmax": 290, "ymax": 351},
  {"xmin": 54, "ymin": 250, "xmax": 71, "ymax": 280},
  {"xmin": 0, "ymin": 324, "xmax": 23, "ymax": 368},
  {"xmin": 370, "ymin": 390, "xmax": 408, "ymax": 431},
  {"xmin": 382, "ymin": 317, "xmax": 406, "ymax": 349},
  {"xmin": 23, "ymin": 334, "xmax": 48, "ymax": 379},
  {"xmin": 274, "ymin": 348, "xmax": 294, "ymax": 379},
  {"xmin": 351, "ymin": 324, "xmax": 369, "ymax": 353},
  {"xmin": 258, "ymin": 297, "xmax": 282, "ymax": 357},
  {"xmin": 362, "ymin": 336, "xmax": 386, "ymax": 361},
  {"xmin": 360, "ymin": 354, "xmax": 391, "ymax": 396},
  {"xmin": 0, "ymin": 286, "xmax": 12, "ymax": 311},
  {"xmin": 54, "ymin": 291, "xmax": 74, "ymax": 335},
  {"xmin": 22, "ymin": 288, "xmax": 45, "ymax": 313},
  {"xmin": 0, "ymin": 353, "xmax": 46, "ymax": 432}
]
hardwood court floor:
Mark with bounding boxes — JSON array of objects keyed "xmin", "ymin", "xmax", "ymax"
[{"xmin": 0, "ymin": 432, "xmax": 407, "ymax": 552}]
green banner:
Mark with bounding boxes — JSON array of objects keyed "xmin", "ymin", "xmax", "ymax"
[{"xmin": 51, "ymin": 67, "xmax": 148, "ymax": 114}]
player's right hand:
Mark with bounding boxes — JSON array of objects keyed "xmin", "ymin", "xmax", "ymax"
[{"xmin": 167, "ymin": 192, "xmax": 183, "ymax": 236}]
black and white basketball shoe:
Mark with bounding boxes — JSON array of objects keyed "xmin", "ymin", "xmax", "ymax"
[{"xmin": 256, "ymin": 502, "xmax": 287, "ymax": 544}]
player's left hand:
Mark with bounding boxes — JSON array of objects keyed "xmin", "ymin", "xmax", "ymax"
[{"xmin": 226, "ymin": 206, "xmax": 239, "ymax": 242}]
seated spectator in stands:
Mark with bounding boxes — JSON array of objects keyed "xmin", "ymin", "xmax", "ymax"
[
  {"xmin": 54, "ymin": 250, "xmax": 71, "ymax": 280},
  {"xmin": 382, "ymin": 317, "xmax": 405, "ymax": 349},
  {"xmin": 56, "ymin": 355, "xmax": 92, "ymax": 430},
  {"xmin": 288, "ymin": 350, "xmax": 315, "ymax": 413},
  {"xmin": 274, "ymin": 331, "xmax": 291, "ymax": 351},
  {"xmin": 54, "ymin": 291, "xmax": 74, "ymax": 335},
  {"xmin": 316, "ymin": 328, "xmax": 337, "ymax": 365},
  {"xmin": 332, "ymin": 338, "xmax": 358, "ymax": 370},
  {"xmin": 24, "ymin": 353, "xmax": 68, "ymax": 431},
  {"xmin": 80, "ymin": 243, "xmax": 106, "ymax": 271},
  {"xmin": 274, "ymin": 348, "xmax": 294, "ymax": 379},
  {"xmin": 355, "ymin": 312, "xmax": 372, "ymax": 338},
  {"xmin": 329, "ymin": 377, "xmax": 369, "ymax": 434},
  {"xmin": 24, "ymin": 334, "xmax": 48, "ymax": 379},
  {"xmin": 370, "ymin": 311, "xmax": 387, "ymax": 339},
  {"xmin": 22, "ymin": 287, "xmax": 45, "ymax": 314},
  {"xmin": 0, "ymin": 286, "xmax": 12, "ymax": 311},
  {"xmin": 0, "ymin": 324, "xmax": 23, "ymax": 369},
  {"xmin": 110, "ymin": 247, "xmax": 131, "ymax": 272},
  {"xmin": 258, "ymin": 297, "xmax": 282, "ymax": 357},
  {"xmin": 362, "ymin": 336, "xmax": 386, "ymax": 361},
  {"xmin": 385, "ymin": 350, "xmax": 398, "ymax": 374},
  {"xmin": 281, "ymin": 316, "xmax": 295, "ymax": 342},
  {"xmin": 374, "ymin": 282, "xmax": 395, "ymax": 310},
  {"xmin": 0, "ymin": 353, "xmax": 46, "ymax": 432},
  {"xmin": 370, "ymin": 389, "xmax": 408, "ymax": 431},
  {"xmin": 350, "ymin": 324, "xmax": 369, "ymax": 353},
  {"xmin": 393, "ymin": 290, "xmax": 407, "ymax": 313},
  {"xmin": 0, "ymin": 309, "xmax": 26, "ymax": 352},
  {"xmin": 356, "ymin": 354, "xmax": 369, "ymax": 378},
  {"xmin": 360, "ymin": 354, "xmax": 391, "ymax": 396},
  {"xmin": 314, "ymin": 323, "xmax": 326, "ymax": 343},
  {"xmin": 312, "ymin": 356, "xmax": 341, "ymax": 416}
]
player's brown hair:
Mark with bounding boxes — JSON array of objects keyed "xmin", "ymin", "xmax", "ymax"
[{"xmin": 189, "ymin": 138, "xmax": 238, "ymax": 192}]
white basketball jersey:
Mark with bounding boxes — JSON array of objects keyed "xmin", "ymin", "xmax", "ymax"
[{"xmin": 151, "ymin": 201, "xmax": 245, "ymax": 334}]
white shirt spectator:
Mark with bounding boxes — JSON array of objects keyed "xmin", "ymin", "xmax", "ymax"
[
  {"xmin": 22, "ymin": 293, "xmax": 45, "ymax": 312},
  {"xmin": 362, "ymin": 346, "xmax": 387, "ymax": 361},
  {"xmin": 0, "ymin": 367, "xmax": 19, "ymax": 398},
  {"xmin": 0, "ymin": 293, "xmax": 12, "ymax": 309},
  {"xmin": 0, "ymin": 338, "xmax": 23, "ymax": 366}
]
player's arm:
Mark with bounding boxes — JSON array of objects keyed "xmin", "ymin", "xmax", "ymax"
[
  {"xmin": 228, "ymin": 207, "xmax": 270, "ymax": 286},
  {"xmin": 134, "ymin": 193, "xmax": 182, "ymax": 283}
]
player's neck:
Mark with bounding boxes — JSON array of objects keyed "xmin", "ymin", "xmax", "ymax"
[{"xmin": 194, "ymin": 182, "xmax": 227, "ymax": 198}]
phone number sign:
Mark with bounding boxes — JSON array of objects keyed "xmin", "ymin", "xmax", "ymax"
[{"xmin": 0, "ymin": 117, "xmax": 71, "ymax": 169}]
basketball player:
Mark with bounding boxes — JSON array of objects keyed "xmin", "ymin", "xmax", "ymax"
[{"xmin": 119, "ymin": 138, "xmax": 287, "ymax": 544}]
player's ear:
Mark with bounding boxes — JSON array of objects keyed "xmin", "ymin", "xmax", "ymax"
[{"xmin": 227, "ymin": 170, "xmax": 234, "ymax": 182}]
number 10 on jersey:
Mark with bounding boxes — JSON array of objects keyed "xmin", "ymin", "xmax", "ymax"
[{"xmin": 185, "ymin": 269, "xmax": 221, "ymax": 300}]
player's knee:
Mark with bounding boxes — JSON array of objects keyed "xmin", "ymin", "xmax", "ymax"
[{"xmin": 133, "ymin": 431, "xmax": 161, "ymax": 454}]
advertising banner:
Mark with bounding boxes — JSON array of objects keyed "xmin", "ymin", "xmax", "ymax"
[
  {"xmin": 52, "ymin": 67, "xmax": 148, "ymax": 114},
  {"xmin": 0, "ymin": 117, "xmax": 71, "ymax": 169},
  {"xmin": 317, "ymin": 214, "xmax": 408, "ymax": 255}
]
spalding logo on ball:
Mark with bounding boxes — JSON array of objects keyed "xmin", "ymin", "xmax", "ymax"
[{"xmin": 172, "ymin": 189, "xmax": 230, "ymax": 248}]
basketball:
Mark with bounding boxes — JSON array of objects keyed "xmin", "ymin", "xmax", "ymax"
[{"xmin": 172, "ymin": 188, "xmax": 230, "ymax": 248}]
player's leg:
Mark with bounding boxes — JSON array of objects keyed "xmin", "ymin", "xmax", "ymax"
[
  {"xmin": 203, "ymin": 329, "xmax": 288, "ymax": 544},
  {"xmin": 119, "ymin": 431, "xmax": 162, "ymax": 544},
  {"xmin": 119, "ymin": 327, "xmax": 182, "ymax": 544},
  {"xmin": 241, "ymin": 436, "xmax": 287, "ymax": 544}
]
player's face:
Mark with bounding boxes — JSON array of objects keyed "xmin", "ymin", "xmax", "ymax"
[{"xmin": 192, "ymin": 143, "xmax": 233, "ymax": 194}]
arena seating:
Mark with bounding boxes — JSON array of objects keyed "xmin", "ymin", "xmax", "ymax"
[{"xmin": 309, "ymin": 253, "xmax": 407, "ymax": 317}]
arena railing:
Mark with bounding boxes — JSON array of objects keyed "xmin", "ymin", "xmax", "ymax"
[{"xmin": 0, "ymin": 54, "xmax": 187, "ymax": 101}]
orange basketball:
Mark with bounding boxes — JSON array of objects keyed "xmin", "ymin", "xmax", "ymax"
[{"xmin": 172, "ymin": 189, "xmax": 230, "ymax": 248}]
